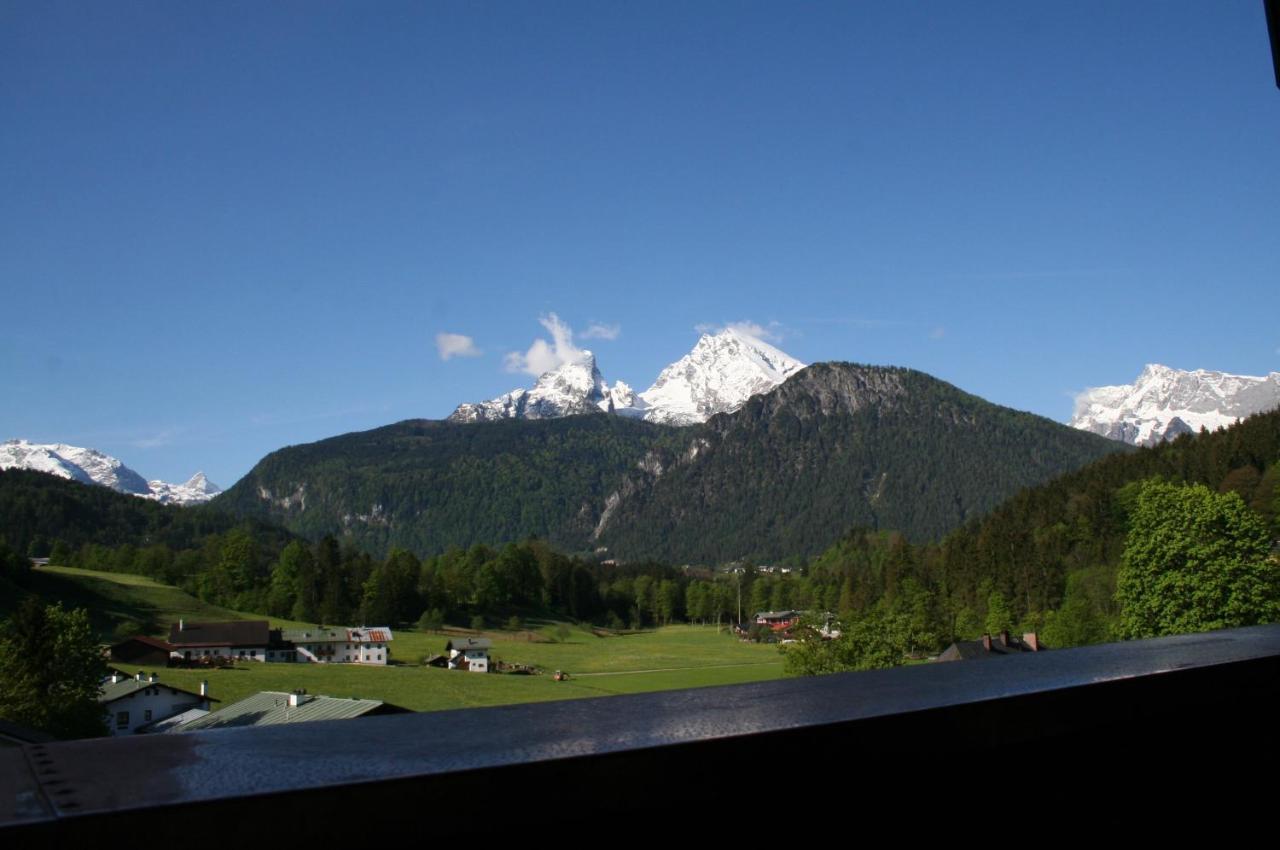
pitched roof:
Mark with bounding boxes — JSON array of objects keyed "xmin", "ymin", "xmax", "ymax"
[
  {"xmin": 446, "ymin": 637, "xmax": 492, "ymax": 652},
  {"xmin": 937, "ymin": 633, "xmax": 1044, "ymax": 662},
  {"xmin": 174, "ymin": 692, "xmax": 393, "ymax": 731},
  {"xmin": 142, "ymin": 708, "xmax": 210, "ymax": 734},
  {"xmin": 110, "ymin": 635, "xmax": 175, "ymax": 652},
  {"xmin": 280, "ymin": 626, "xmax": 394, "ymax": 644},
  {"xmin": 99, "ymin": 677, "xmax": 212, "ymax": 705},
  {"xmin": 168, "ymin": 620, "xmax": 271, "ymax": 647}
]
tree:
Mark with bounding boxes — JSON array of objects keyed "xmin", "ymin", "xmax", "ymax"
[
  {"xmin": 1116, "ymin": 479, "xmax": 1280, "ymax": 639},
  {"xmin": 782, "ymin": 610, "xmax": 912, "ymax": 676},
  {"xmin": 0, "ymin": 598, "xmax": 107, "ymax": 739}
]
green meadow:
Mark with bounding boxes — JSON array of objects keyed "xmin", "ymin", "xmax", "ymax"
[{"xmin": 27, "ymin": 565, "xmax": 784, "ymax": 713}]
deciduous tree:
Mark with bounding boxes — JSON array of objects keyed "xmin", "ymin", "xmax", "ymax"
[
  {"xmin": 0, "ymin": 598, "xmax": 107, "ymax": 739},
  {"xmin": 1116, "ymin": 479, "xmax": 1280, "ymax": 639}
]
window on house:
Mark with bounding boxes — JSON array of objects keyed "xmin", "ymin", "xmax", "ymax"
[
  {"xmin": 116, "ymin": 712, "xmax": 129, "ymax": 730},
  {"xmin": 144, "ymin": 710, "xmax": 152, "ymax": 722}
]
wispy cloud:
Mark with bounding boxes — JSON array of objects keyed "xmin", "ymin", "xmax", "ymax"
[
  {"xmin": 504, "ymin": 313, "xmax": 592, "ymax": 377},
  {"xmin": 930, "ymin": 326, "xmax": 946, "ymax": 340},
  {"xmin": 695, "ymin": 320, "xmax": 786, "ymax": 343},
  {"xmin": 581, "ymin": 322, "xmax": 621, "ymax": 341},
  {"xmin": 249, "ymin": 403, "xmax": 391, "ymax": 428},
  {"xmin": 435, "ymin": 332, "xmax": 482, "ymax": 361},
  {"xmin": 130, "ymin": 429, "xmax": 178, "ymax": 449},
  {"xmin": 938, "ymin": 268, "xmax": 1126, "ymax": 281}
]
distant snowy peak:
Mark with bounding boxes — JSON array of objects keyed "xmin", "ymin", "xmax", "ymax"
[
  {"xmin": 1070, "ymin": 364, "xmax": 1280, "ymax": 446},
  {"xmin": 0, "ymin": 439, "xmax": 221, "ymax": 506},
  {"xmin": 448, "ymin": 329, "xmax": 806, "ymax": 426},
  {"xmin": 638, "ymin": 328, "xmax": 807, "ymax": 425},
  {"xmin": 148, "ymin": 472, "xmax": 224, "ymax": 506},
  {"xmin": 448, "ymin": 353, "xmax": 619, "ymax": 422}
]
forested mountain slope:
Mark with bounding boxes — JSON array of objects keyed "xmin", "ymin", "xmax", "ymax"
[
  {"xmin": 216, "ymin": 363, "xmax": 1125, "ymax": 563},
  {"xmin": 593, "ymin": 363, "xmax": 1128, "ymax": 562}
]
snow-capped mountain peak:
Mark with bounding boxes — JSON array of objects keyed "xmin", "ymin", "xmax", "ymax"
[
  {"xmin": 1, "ymin": 439, "xmax": 221, "ymax": 505},
  {"xmin": 637, "ymin": 328, "xmax": 807, "ymax": 425},
  {"xmin": 449, "ymin": 352, "xmax": 617, "ymax": 422},
  {"xmin": 1070, "ymin": 364, "xmax": 1280, "ymax": 446},
  {"xmin": 448, "ymin": 328, "xmax": 806, "ymax": 426},
  {"xmin": 147, "ymin": 470, "xmax": 224, "ymax": 505}
]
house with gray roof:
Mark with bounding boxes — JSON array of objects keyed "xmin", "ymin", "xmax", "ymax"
[
  {"xmin": 445, "ymin": 637, "xmax": 492, "ymax": 672},
  {"xmin": 171, "ymin": 691, "xmax": 408, "ymax": 732},
  {"xmin": 99, "ymin": 671, "xmax": 214, "ymax": 736},
  {"xmin": 937, "ymin": 632, "xmax": 1044, "ymax": 662},
  {"xmin": 279, "ymin": 626, "xmax": 394, "ymax": 665}
]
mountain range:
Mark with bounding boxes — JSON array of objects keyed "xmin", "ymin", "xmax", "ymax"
[
  {"xmin": 218, "ymin": 362, "xmax": 1127, "ymax": 562},
  {"xmin": 0, "ymin": 440, "xmax": 222, "ymax": 506},
  {"xmin": 448, "ymin": 327, "xmax": 806, "ymax": 426},
  {"xmin": 1071, "ymin": 364, "xmax": 1280, "ymax": 447}
]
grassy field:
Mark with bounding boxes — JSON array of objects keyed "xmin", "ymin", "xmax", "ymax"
[{"xmin": 26, "ymin": 565, "xmax": 785, "ymax": 713}]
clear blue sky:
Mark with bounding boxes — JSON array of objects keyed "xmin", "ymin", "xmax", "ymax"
[{"xmin": 3, "ymin": 3, "xmax": 1278, "ymax": 487}]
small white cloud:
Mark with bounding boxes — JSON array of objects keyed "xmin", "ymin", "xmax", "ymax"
[
  {"xmin": 436, "ymin": 332, "xmax": 482, "ymax": 361},
  {"xmin": 581, "ymin": 322, "xmax": 621, "ymax": 341},
  {"xmin": 698, "ymin": 320, "xmax": 785, "ymax": 343},
  {"xmin": 505, "ymin": 313, "xmax": 591, "ymax": 376},
  {"xmin": 930, "ymin": 326, "xmax": 946, "ymax": 340}
]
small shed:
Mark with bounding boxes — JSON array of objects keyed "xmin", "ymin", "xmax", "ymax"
[{"xmin": 110, "ymin": 635, "xmax": 175, "ymax": 667}]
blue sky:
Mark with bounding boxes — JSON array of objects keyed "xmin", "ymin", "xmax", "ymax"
[{"xmin": 2, "ymin": 3, "xmax": 1278, "ymax": 487}]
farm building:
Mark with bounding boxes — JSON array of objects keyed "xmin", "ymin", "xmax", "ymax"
[
  {"xmin": 165, "ymin": 620, "xmax": 393, "ymax": 665},
  {"xmin": 110, "ymin": 635, "xmax": 175, "ymax": 667},
  {"xmin": 445, "ymin": 637, "xmax": 491, "ymax": 673},
  {"xmin": 168, "ymin": 620, "xmax": 278, "ymax": 663},
  {"xmin": 278, "ymin": 626, "xmax": 393, "ymax": 665}
]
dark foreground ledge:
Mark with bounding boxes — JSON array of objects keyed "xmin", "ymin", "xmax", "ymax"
[{"xmin": 5, "ymin": 625, "xmax": 1280, "ymax": 837}]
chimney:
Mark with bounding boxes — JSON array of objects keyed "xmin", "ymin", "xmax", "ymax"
[
  {"xmin": 982, "ymin": 634, "xmax": 992, "ymax": 652},
  {"xmin": 149, "ymin": 672, "xmax": 158, "ymax": 683},
  {"xmin": 179, "ymin": 619, "xmax": 184, "ymax": 632},
  {"xmin": 289, "ymin": 690, "xmax": 311, "ymax": 707},
  {"xmin": 1023, "ymin": 632, "xmax": 1040, "ymax": 652},
  {"xmin": 200, "ymin": 681, "xmax": 208, "ymax": 697},
  {"xmin": 110, "ymin": 673, "xmax": 121, "ymax": 684},
  {"xmin": 136, "ymin": 671, "xmax": 144, "ymax": 681}
]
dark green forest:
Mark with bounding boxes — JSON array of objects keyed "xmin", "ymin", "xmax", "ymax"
[{"xmin": 212, "ymin": 363, "xmax": 1126, "ymax": 564}]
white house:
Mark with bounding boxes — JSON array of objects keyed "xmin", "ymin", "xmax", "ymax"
[
  {"xmin": 278, "ymin": 627, "xmax": 394, "ymax": 665},
  {"xmin": 445, "ymin": 637, "xmax": 491, "ymax": 673},
  {"xmin": 99, "ymin": 672, "xmax": 214, "ymax": 736}
]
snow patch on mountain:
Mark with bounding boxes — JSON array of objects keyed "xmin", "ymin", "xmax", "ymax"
[
  {"xmin": 1070, "ymin": 364, "xmax": 1280, "ymax": 446},
  {"xmin": 0, "ymin": 439, "xmax": 222, "ymax": 505}
]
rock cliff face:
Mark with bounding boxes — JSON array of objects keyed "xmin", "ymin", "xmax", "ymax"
[{"xmin": 1071, "ymin": 364, "xmax": 1280, "ymax": 446}]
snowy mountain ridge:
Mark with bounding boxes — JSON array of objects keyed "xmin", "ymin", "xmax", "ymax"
[
  {"xmin": 0, "ymin": 439, "xmax": 222, "ymax": 506},
  {"xmin": 448, "ymin": 353, "xmax": 637, "ymax": 422},
  {"xmin": 447, "ymin": 327, "xmax": 807, "ymax": 426},
  {"xmin": 1070, "ymin": 364, "xmax": 1280, "ymax": 446}
]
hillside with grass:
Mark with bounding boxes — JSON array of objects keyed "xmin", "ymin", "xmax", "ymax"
[{"xmin": 13, "ymin": 565, "xmax": 783, "ymax": 713}]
